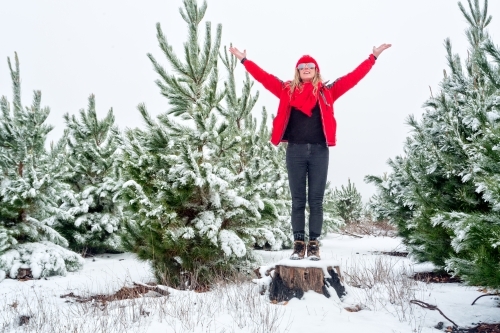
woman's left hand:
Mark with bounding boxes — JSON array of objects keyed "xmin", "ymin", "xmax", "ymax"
[{"xmin": 372, "ymin": 44, "xmax": 392, "ymax": 58}]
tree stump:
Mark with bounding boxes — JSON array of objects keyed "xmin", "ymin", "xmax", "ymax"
[
  {"xmin": 17, "ymin": 268, "xmax": 33, "ymax": 280},
  {"xmin": 268, "ymin": 261, "xmax": 345, "ymax": 302}
]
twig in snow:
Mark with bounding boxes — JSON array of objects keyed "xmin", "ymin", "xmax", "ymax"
[
  {"xmin": 132, "ymin": 282, "xmax": 170, "ymax": 296},
  {"xmin": 340, "ymin": 231, "xmax": 363, "ymax": 238},
  {"xmin": 471, "ymin": 293, "xmax": 500, "ymax": 306},
  {"xmin": 410, "ymin": 300, "xmax": 458, "ymax": 327}
]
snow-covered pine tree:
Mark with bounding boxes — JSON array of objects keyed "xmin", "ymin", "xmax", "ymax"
[
  {"xmin": 56, "ymin": 95, "xmax": 123, "ymax": 254},
  {"xmin": 322, "ymin": 183, "xmax": 346, "ymax": 234},
  {"xmin": 367, "ymin": 0, "xmax": 500, "ymax": 287},
  {"xmin": 332, "ymin": 178, "xmax": 363, "ymax": 224},
  {"xmin": 0, "ymin": 53, "xmax": 84, "ymax": 281},
  {"xmin": 217, "ymin": 47, "xmax": 292, "ymax": 250},
  {"xmin": 365, "ymin": 158, "xmax": 415, "ymax": 240},
  {"xmin": 436, "ymin": 0, "xmax": 500, "ymax": 286},
  {"xmin": 120, "ymin": 0, "xmax": 290, "ymax": 289}
]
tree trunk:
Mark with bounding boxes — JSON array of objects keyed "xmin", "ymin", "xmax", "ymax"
[
  {"xmin": 268, "ymin": 264, "xmax": 346, "ymax": 302},
  {"xmin": 17, "ymin": 268, "xmax": 33, "ymax": 280}
]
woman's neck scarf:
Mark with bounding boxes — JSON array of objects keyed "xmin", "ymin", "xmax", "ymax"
[{"xmin": 289, "ymin": 82, "xmax": 321, "ymax": 117}]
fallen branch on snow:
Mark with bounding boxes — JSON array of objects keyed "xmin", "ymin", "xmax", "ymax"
[
  {"xmin": 471, "ymin": 293, "xmax": 500, "ymax": 306},
  {"xmin": 410, "ymin": 299, "xmax": 457, "ymax": 328},
  {"xmin": 340, "ymin": 231, "xmax": 363, "ymax": 238}
]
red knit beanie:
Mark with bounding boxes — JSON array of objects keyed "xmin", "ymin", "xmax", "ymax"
[{"xmin": 296, "ymin": 55, "xmax": 320, "ymax": 72}]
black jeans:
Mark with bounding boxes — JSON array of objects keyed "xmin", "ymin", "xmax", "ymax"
[{"xmin": 286, "ymin": 143, "xmax": 329, "ymax": 239}]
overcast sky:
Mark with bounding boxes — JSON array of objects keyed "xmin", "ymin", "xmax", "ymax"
[{"xmin": 1, "ymin": 0, "xmax": 499, "ymax": 200}]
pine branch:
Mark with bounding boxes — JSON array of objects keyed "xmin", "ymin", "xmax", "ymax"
[
  {"xmin": 7, "ymin": 53, "xmax": 22, "ymax": 114},
  {"xmin": 155, "ymin": 23, "xmax": 189, "ymax": 78}
]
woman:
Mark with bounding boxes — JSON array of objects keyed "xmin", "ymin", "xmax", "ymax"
[{"xmin": 229, "ymin": 44, "xmax": 391, "ymax": 260}]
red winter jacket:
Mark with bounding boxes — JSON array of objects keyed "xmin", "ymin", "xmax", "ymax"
[{"xmin": 243, "ymin": 54, "xmax": 376, "ymax": 146}]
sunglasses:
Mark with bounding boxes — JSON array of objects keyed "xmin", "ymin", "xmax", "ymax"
[{"xmin": 297, "ymin": 63, "xmax": 316, "ymax": 70}]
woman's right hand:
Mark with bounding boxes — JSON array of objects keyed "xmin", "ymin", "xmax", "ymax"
[{"xmin": 229, "ymin": 46, "xmax": 247, "ymax": 61}]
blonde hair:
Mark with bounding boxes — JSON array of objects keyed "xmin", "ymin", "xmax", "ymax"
[{"xmin": 288, "ymin": 70, "xmax": 323, "ymax": 97}]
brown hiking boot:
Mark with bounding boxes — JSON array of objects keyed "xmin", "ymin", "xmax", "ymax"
[
  {"xmin": 290, "ymin": 240, "xmax": 306, "ymax": 260},
  {"xmin": 307, "ymin": 240, "xmax": 321, "ymax": 261}
]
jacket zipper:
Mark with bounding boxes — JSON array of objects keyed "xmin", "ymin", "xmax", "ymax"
[{"xmin": 319, "ymin": 90, "xmax": 330, "ymax": 144}]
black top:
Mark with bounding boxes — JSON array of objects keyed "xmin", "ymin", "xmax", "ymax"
[{"xmin": 282, "ymin": 102, "xmax": 326, "ymax": 144}]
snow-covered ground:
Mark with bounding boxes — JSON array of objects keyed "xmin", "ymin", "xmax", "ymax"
[{"xmin": 1, "ymin": 233, "xmax": 498, "ymax": 333}]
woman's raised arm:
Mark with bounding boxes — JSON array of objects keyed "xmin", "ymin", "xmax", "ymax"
[
  {"xmin": 328, "ymin": 43, "xmax": 392, "ymax": 102},
  {"xmin": 229, "ymin": 46, "xmax": 284, "ymax": 98}
]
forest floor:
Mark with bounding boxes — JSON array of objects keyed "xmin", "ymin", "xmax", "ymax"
[{"xmin": 1, "ymin": 226, "xmax": 499, "ymax": 333}]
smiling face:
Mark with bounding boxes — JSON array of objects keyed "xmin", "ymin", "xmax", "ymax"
[{"xmin": 297, "ymin": 63, "xmax": 317, "ymax": 82}]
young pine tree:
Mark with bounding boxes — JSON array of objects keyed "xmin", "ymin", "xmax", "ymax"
[
  {"xmin": 0, "ymin": 54, "xmax": 84, "ymax": 281},
  {"xmin": 367, "ymin": 0, "xmax": 500, "ymax": 287},
  {"xmin": 436, "ymin": 0, "xmax": 500, "ymax": 286},
  {"xmin": 321, "ymin": 183, "xmax": 346, "ymax": 234},
  {"xmin": 120, "ymin": 0, "xmax": 290, "ymax": 289},
  {"xmin": 218, "ymin": 47, "xmax": 292, "ymax": 249},
  {"xmin": 365, "ymin": 158, "xmax": 415, "ymax": 239},
  {"xmin": 57, "ymin": 95, "xmax": 123, "ymax": 254},
  {"xmin": 332, "ymin": 178, "xmax": 364, "ymax": 224}
]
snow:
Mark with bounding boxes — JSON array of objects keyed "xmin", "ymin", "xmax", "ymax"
[
  {"xmin": 0, "ymin": 241, "xmax": 85, "ymax": 280},
  {"xmin": 1, "ymin": 233, "xmax": 499, "ymax": 332},
  {"xmin": 219, "ymin": 229, "xmax": 246, "ymax": 257},
  {"xmin": 486, "ymin": 111, "xmax": 500, "ymax": 122}
]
